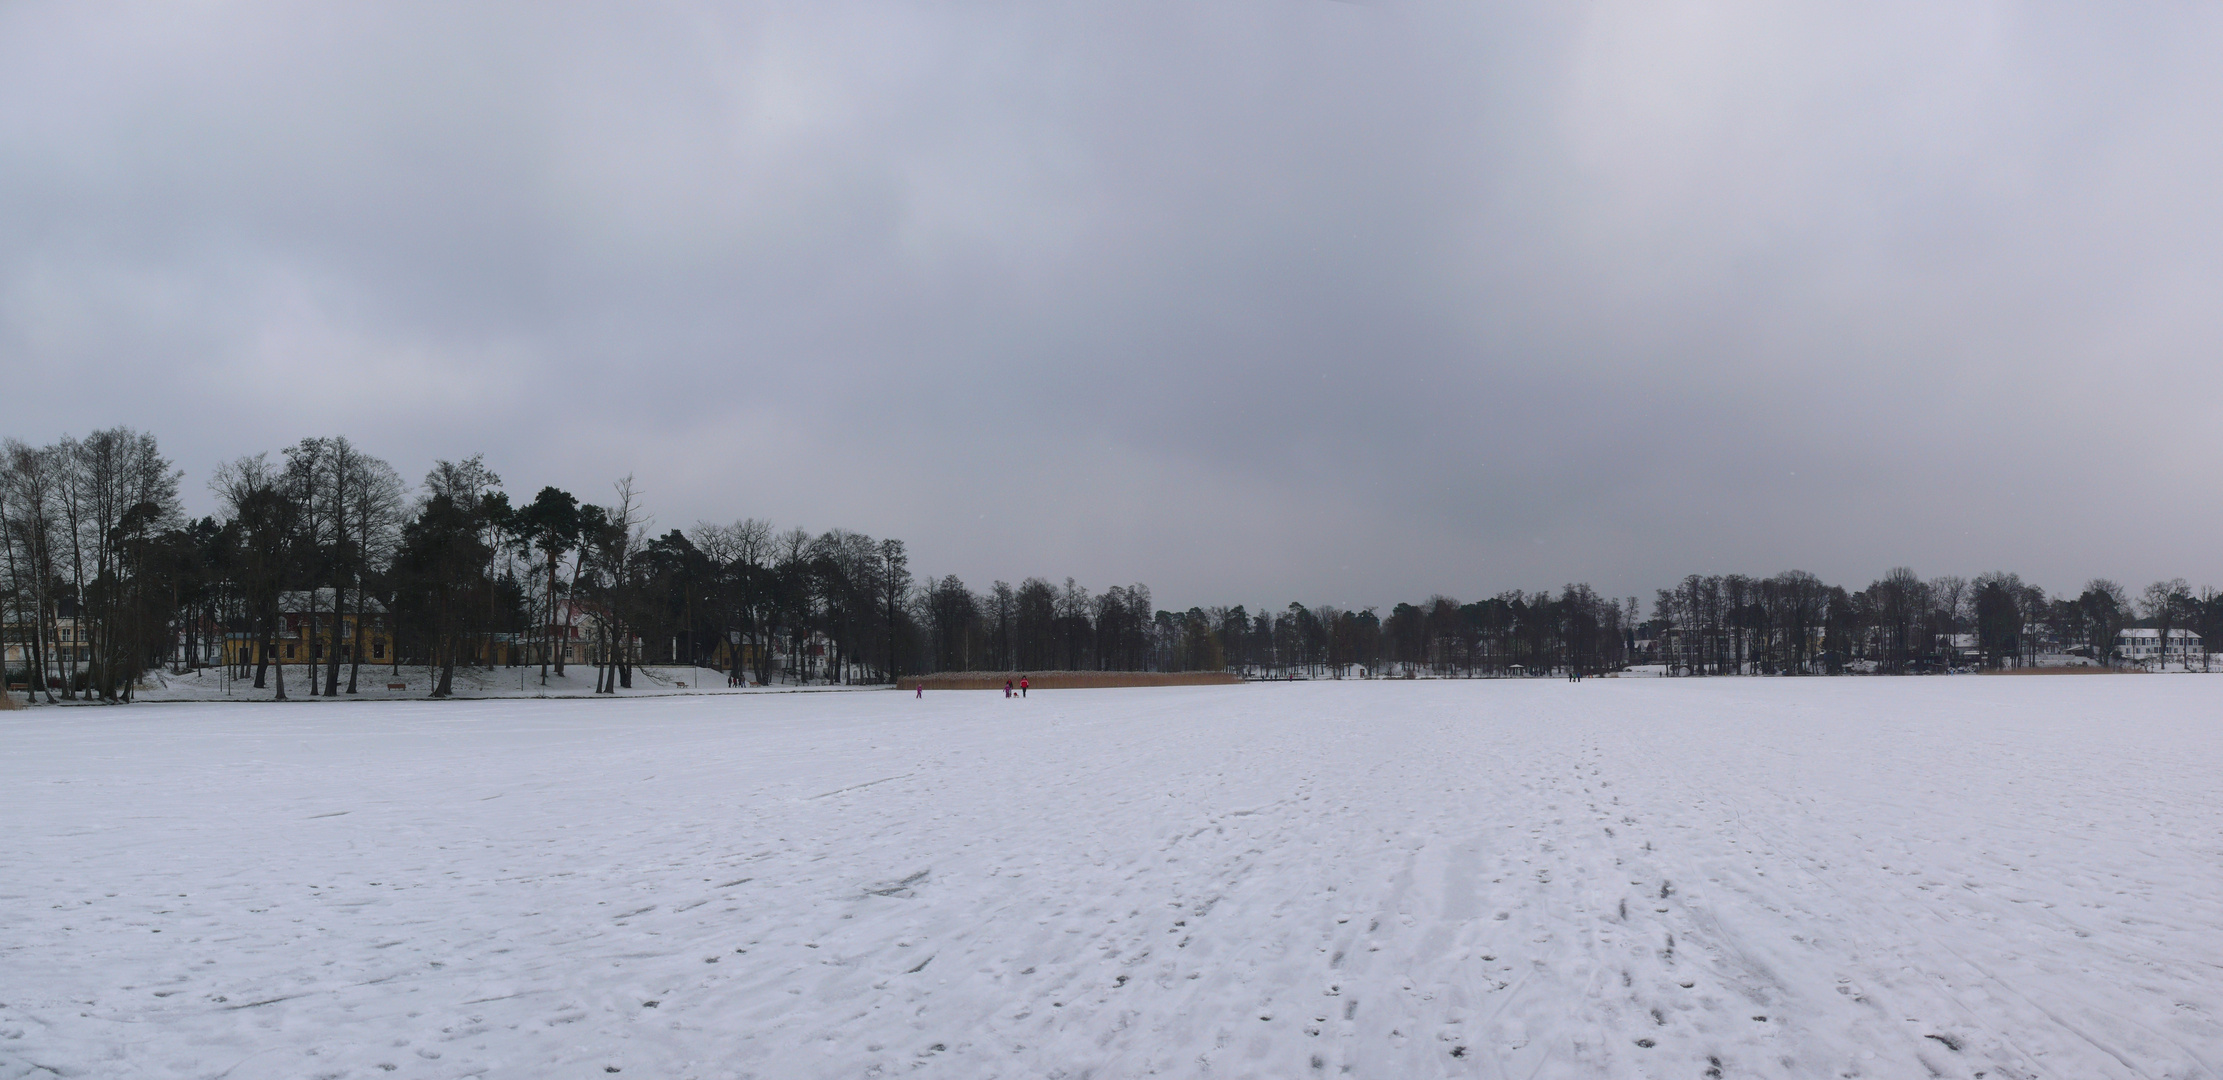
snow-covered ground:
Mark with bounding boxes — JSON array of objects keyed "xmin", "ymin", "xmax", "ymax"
[{"xmin": 4, "ymin": 678, "xmax": 2220, "ymax": 1079}]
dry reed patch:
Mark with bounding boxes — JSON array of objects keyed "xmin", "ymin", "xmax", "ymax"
[{"xmin": 905, "ymin": 671, "xmax": 1242, "ymax": 691}]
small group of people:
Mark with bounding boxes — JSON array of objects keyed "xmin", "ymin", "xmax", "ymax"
[{"xmin": 910, "ymin": 675, "xmax": 1029, "ymax": 698}]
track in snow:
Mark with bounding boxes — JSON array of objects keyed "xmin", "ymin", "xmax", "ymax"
[{"xmin": 3, "ymin": 677, "xmax": 2220, "ymax": 1079}]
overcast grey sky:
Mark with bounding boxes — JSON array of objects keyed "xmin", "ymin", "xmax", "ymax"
[{"xmin": 5, "ymin": 3, "xmax": 2220, "ymax": 609}]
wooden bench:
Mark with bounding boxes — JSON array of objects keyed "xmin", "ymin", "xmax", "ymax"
[
  {"xmin": 5, "ymin": 682, "xmax": 26, "ymax": 692},
  {"xmin": 386, "ymin": 682, "xmax": 408, "ymax": 691}
]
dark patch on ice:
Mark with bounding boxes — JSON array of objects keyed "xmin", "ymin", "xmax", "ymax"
[
  {"xmin": 223, "ymin": 994, "xmax": 304, "ymax": 1010},
  {"xmin": 308, "ymin": 811, "xmax": 349, "ymax": 819},
  {"xmin": 808, "ymin": 773, "xmax": 914, "ymax": 800},
  {"xmin": 1925, "ymin": 1033, "xmax": 1963, "ymax": 1052},
  {"xmin": 907, "ymin": 954, "xmax": 934, "ymax": 973},
  {"xmin": 865, "ymin": 869, "xmax": 931, "ymax": 898}
]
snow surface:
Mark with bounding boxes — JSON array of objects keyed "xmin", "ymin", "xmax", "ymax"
[{"xmin": 4, "ymin": 678, "xmax": 2221, "ymax": 1079}]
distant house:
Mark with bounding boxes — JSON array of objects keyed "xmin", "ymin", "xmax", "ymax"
[
  {"xmin": 2116, "ymin": 627, "xmax": 2201, "ymax": 665},
  {"xmin": 4, "ymin": 598, "xmax": 91, "ymax": 672},
  {"xmin": 547, "ymin": 599, "xmax": 640, "ymax": 666},
  {"xmin": 222, "ymin": 590, "xmax": 392, "ymax": 667},
  {"xmin": 1939, "ymin": 633, "xmax": 1980, "ymax": 667}
]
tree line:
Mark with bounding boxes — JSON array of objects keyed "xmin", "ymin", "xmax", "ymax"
[
  {"xmin": 1635, "ymin": 569, "xmax": 2218, "ymax": 675},
  {"xmin": 5, "ymin": 428, "xmax": 2218, "ymax": 704}
]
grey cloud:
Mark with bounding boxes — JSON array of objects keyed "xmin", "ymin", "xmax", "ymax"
[{"xmin": 4, "ymin": 2, "xmax": 2220, "ymax": 607}]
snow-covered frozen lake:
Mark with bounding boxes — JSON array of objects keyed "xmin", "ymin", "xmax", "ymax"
[{"xmin": 4, "ymin": 677, "xmax": 2220, "ymax": 1080}]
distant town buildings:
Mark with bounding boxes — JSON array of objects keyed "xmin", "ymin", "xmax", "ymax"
[{"xmin": 2115, "ymin": 627, "xmax": 2202, "ymax": 665}]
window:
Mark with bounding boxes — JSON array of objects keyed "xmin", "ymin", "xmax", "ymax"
[
  {"xmin": 372, "ymin": 643, "xmax": 384, "ymax": 659},
  {"xmin": 284, "ymin": 645, "xmax": 295, "ymax": 659}
]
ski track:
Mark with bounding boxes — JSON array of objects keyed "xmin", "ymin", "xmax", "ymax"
[{"xmin": 2, "ymin": 678, "xmax": 2220, "ymax": 1079}]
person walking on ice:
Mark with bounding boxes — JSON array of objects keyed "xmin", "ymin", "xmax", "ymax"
[
  {"xmin": 1004, "ymin": 678, "xmax": 1014, "ymax": 698},
  {"xmin": 1019, "ymin": 675, "xmax": 1029, "ymax": 698},
  {"xmin": 915, "ymin": 680, "xmax": 924, "ymax": 698}
]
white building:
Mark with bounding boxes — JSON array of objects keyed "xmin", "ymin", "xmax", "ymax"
[{"xmin": 2116, "ymin": 627, "xmax": 2202, "ymax": 665}]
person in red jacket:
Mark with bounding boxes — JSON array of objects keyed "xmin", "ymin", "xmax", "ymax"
[{"xmin": 1019, "ymin": 675, "xmax": 1029, "ymax": 698}]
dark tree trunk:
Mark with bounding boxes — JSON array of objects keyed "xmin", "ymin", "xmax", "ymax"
[
  {"xmin": 345, "ymin": 583, "xmax": 365, "ymax": 695},
  {"xmin": 254, "ymin": 613, "xmax": 272, "ymax": 689},
  {"xmin": 272, "ymin": 630, "xmax": 288, "ymax": 701},
  {"xmin": 326, "ymin": 585, "xmax": 345, "ymax": 696}
]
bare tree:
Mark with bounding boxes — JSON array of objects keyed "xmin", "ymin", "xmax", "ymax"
[
  {"xmin": 729, "ymin": 518, "xmax": 775, "ymax": 685},
  {"xmin": 987, "ymin": 580, "xmax": 1015, "ymax": 672},
  {"xmin": 340, "ymin": 449, "xmax": 403, "ymax": 694},
  {"xmin": 1930, "ymin": 574, "xmax": 1968, "ymax": 665},
  {"xmin": 2141, "ymin": 578, "xmax": 2194, "ymax": 670},
  {"xmin": 2076, "ymin": 579, "xmax": 2128, "ymax": 666},
  {"xmin": 211, "ymin": 454, "xmax": 297, "ymax": 699},
  {"xmin": 879, "ymin": 538, "xmax": 910, "ymax": 683},
  {"xmin": 1, "ymin": 441, "xmax": 63, "ymax": 702},
  {"xmin": 591, "ymin": 477, "xmax": 648, "ymax": 692},
  {"xmin": 282, "ymin": 438, "xmax": 334, "ymax": 694},
  {"xmin": 1870, "ymin": 567, "xmax": 1926, "ymax": 673}
]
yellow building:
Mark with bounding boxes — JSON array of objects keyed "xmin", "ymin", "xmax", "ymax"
[{"xmin": 222, "ymin": 591, "xmax": 393, "ymax": 667}]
